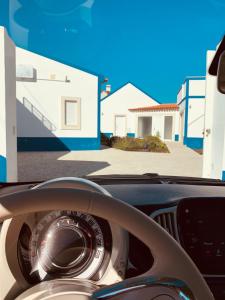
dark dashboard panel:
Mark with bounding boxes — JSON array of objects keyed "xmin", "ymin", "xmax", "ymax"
[
  {"xmin": 2, "ymin": 180, "xmax": 225, "ymax": 299},
  {"xmin": 103, "ymin": 184, "xmax": 225, "ymax": 206},
  {"xmin": 177, "ymin": 198, "xmax": 225, "ymax": 275}
]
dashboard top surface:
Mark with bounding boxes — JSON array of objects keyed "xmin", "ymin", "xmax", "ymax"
[
  {"xmin": 1, "ymin": 182, "xmax": 225, "ymax": 206},
  {"xmin": 102, "ymin": 184, "xmax": 225, "ymax": 206}
]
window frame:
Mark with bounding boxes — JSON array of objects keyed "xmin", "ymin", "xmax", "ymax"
[{"xmin": 61, "ymin": 96, "xmax": 81, "ymax": 130}]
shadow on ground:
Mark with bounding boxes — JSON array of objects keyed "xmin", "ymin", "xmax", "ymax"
[{"xmin": 18, "ymin": 151, "xmax": 110, "ymax": 182}]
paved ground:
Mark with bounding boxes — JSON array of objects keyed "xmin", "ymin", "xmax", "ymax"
[{"xmin": 18, "ymin": 142, "xmax": 203, "ymax": 182}]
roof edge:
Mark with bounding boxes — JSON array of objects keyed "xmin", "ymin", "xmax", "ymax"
[{"xmin": 101, "ymin": 81, "xmax": 161, "ymax": 104}]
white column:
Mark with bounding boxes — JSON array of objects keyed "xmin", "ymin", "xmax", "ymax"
[
  {"xmin": 203, "ymin": 50, "xmax": 225, "ymax": 179},
  {"xmin": 0, "ymin": 27, "xmax": 17, "ymax": 182}
]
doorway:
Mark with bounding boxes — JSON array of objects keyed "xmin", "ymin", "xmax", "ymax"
[
  {"xmin": 115, "ymin": 115, "xmax": 126, "ymax": 136},
  {"xmin": 138, "ymin": 117, "xmax": 152, "ymax": 138},
  {"xmin": 164, "ymin": 116, "xmax": 173, "ymax": 140}
]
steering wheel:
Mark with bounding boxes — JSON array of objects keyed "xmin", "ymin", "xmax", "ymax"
[{"xmin": 0, "ymin": 179, "xmax": 214, "ymax": 300}]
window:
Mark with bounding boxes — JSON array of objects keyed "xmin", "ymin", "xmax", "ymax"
[{"xmin": 61, "ymin": 97, "xmax": 81, "ymax": 129}]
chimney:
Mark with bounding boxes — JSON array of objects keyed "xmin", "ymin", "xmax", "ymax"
[{"xmin": 106, "ymin": 84, "xmax": 111, "ymax": 93}]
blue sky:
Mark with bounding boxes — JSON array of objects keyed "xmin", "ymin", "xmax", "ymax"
[{"xmin": 1, "ymin": 0, "xmax": 225, "ymax": 103}]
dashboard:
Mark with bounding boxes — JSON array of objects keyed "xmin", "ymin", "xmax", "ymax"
[
  {"xmin": 1, "ymin": 177, "xmax": 225, "ymax": 299},
  {"xmin": 178, "ymin": 198, "xmax": 225, "ymax": 276}
]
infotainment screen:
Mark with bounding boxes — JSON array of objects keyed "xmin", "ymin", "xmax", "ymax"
[{"xmin": 177, "ymin": 198, "xmax": 225, "ymax": 275}]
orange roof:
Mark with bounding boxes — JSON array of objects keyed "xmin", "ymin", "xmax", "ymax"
[{"xmin": 129, "ymin": 103, "xmax": 178, "ymax": 112}]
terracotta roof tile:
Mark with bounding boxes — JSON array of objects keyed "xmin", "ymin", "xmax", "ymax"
[{"xmin": 129, "ymin": 103, "xmax": 178, "ymax": 112}]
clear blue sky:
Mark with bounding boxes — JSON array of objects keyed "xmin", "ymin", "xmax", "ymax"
[{"xmin": 1, "ymin": 0, "xmax": 225, "ymax": 103}]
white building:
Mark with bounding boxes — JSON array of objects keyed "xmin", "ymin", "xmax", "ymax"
[
  {"xmin": 202, "ymin": 46, "xmax": 225, "ymax": 180},
  {"xmin": 128, "ymin": 104, "xmax": 179, "ymax": 141},
  {"xmin": 101, "ymin": 82, "xmax": 160, "ymax": 137},
  {"xmin": 101, "ymin": 82, "xmax": 179, "ymax": 141},
  {"xmin": 0, "ymin": 26, "xmax": 101, "ymax": 181},
  {"xmin": 177, "ymin": 77, "xmax": 206, "ymax": 150},
  {"xmin": 16, "ymin": 47, "xmax": 100, "ymax": 151},
  {"xmin": 0, "ymin": 27, "xmax": 17, "ymax": 182}
]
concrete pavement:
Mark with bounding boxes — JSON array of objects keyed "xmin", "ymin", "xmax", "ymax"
[{"xmin": 18, "ymin": 142, "xmax": 203, "ymax": 181}]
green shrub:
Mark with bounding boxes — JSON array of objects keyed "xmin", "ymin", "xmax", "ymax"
[
  {"xmin": 101, "ymin": 133, "xmax": 111, "ymax": 146},
  {"xmin": 144, "ymin": 136, "xmax": 169, "ymax": 153},
  {"xmin": 111, "ymin": 135, "xmax": 169, "ymax": 153},
  {"xmin": 109, "ymin": 136, "xmax": 122, "ymax": 147},
  {"xmin": 111, "ymin": 137, "xmax": 146, "ymax": 151}
]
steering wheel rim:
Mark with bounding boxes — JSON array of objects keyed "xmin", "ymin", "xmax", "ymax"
[{"xmin": 0, "ymin": 187, "xmax": 214, "ymax": 300}]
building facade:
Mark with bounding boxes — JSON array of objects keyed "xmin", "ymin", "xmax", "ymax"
[
  {"xmin": 203, "ymin": 49, "xmax": 225, "ymax": 180},
  {"xmin": 0, "ymin": 27, "xmax": 17, "ymax": 182},
  {"xmin": 0, "ymin": 26, "xmax": 101, "ymax": 181},
  {"xmin": 128, "ymin": 104, "xmax": 179, "ymax": 141},
  {"xmin": 177, "ymin": 77, "xmax": 206, "ymax": 150},
  {"xmin": 101, "ymin": 82, "xmax": 160, "ymax": 138},
  {"xmin": 16, "ymin": 47, "xmax": 101, "ymax": 151}
]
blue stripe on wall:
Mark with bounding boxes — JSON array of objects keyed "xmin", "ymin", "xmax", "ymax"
[
  {"xmin": 0, "ymin": 155, "xmax": 7, "ymax": 182},
  {"xmin": 183, "ymin": 137, "xmax": 203, "ymax": 150},
  {"xmin": 222, "ymin": 171, "xmax": 225, "ymax": 181},
  {"xmin": 178, "ymin": 95, "xmax": 205, "ymax": 105},
  {"xmin": 188, "ymin": 95, "xmax": 205, "ymax": 99},
  {"xmin": 183, "ymin": 79, "xmax": 189, "ymax": 143},
  {"xmin": 17, "ymin": 137, "xmax": 100, "ymax": 151},
  {"xmin": 182, "ymin": 76, "xmax": 205, "ymax": 84},
  {"xmin": 97, "ymin": 77, "xmax": 101, "ymax": 147},
  {"xmin": 175, "ymin": 134, "xmax": 179, "ymax": 141},
  {"xmin": 182, "ymin": 79, "xmax": 205, "ymax": 150},
  {"xmin": 127, "ymin": 133, "xmax": 135, "ymax": 138}
]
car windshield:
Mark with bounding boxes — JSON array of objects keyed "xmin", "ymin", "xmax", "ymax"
[{"xmin": 0, "ymin": 0, "xmax": 225, "ymax": 182}]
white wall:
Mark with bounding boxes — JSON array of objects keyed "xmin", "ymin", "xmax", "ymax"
[
  {"xmin": 187, "ymin": 79, "xmax": 205, "ymax": 139},
  {"xmin": 177, "ymin": 83, "xmax": 186, "ymax": 104},
  {"xmin": 101, "ymin": 83, "xmax": 158, "ymax": 135},
  {"xmin": 189, "ymin": 79, "xmax": 205, "ymax": 96},
  {"xmin": 177, "ymin": 78, "xmax": 205, "ymax": 145},
  {"xmin": 187, "ymin": 98, "xmax": 205, "ymax": 138},
  {"xmin": 177, "ymin": 83, "xmax": 186, "ymax": 141},
  {"xmin": 0, "ymin": 27, "xmax": 17, "ymax": 182},
  {"xmin": 16, "ymin": 47, "xmax": 99, "ymax": 139},
  {"xmin": 203, "ymin": 51, "xmax": 225, "ymax": 179},
  {"xmin": 132, "ymin": 110, "xmax": 179, "ymax": 141}
]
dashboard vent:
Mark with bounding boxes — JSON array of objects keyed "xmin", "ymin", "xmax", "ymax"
[{"xmin": 150, "ymin": 207, "xmax": 179, "ymax": 242}]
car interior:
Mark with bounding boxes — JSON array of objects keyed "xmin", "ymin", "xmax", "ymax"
[{"xmin": 1, "ymin": 175, "xmax": 225, "ymax": 300}]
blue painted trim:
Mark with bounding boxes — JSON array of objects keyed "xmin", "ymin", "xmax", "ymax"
[
  {"xmin": 186, "ymin": 76, "xmax": 206, "ymax": 81},
  {"xmin": 0, "ymin": 155, "xmax": 7, "ymax": 182},
  {"xmin": 182, "ymin": 79, "xmax": 205, "ymax": 149},
  {"xmin": 127, "ymin": 133, "xmax": 135, "ymax": 138},
  {"xmin": 183, "ymin": 137, "xmax": 203, "ymax": 150},
  {"xmin": 102, "ymin": 133, "xmax": 113, "ymax": 138},
  {"xmin": 97, "ymin": 77, "xmax": 101, "ymax": 146},
  {"xmin": 101, "ymin": 81, "xmax": 161, "ymax": 104},
  {"xmin": 183, "ymin": 79, "xmax": 189, "ymax": 143},
  {"xmin": 177, "ymin": 76, "xmax": 206, "ymax": 95},
  {"xmin": 178, "ymin": 95, "xmax": 205, "ymax": 105},
  {"xmin": 222, "ymin": 171, "xmax": 225, "ymax": 181},
  {"xmin": 182, "ymin": 76, "xmax": 206, "ymax": 85},
  {"xmin": 188, "ymin": 95, "xmax": 205, "ymax": 99},
  {"xmin": 174, "ymin": 134, "xmax": 179, "ymax": 142},
  {"xmin": 17, "ymin": 137, "xmax": 100, "ymax": 151}
]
